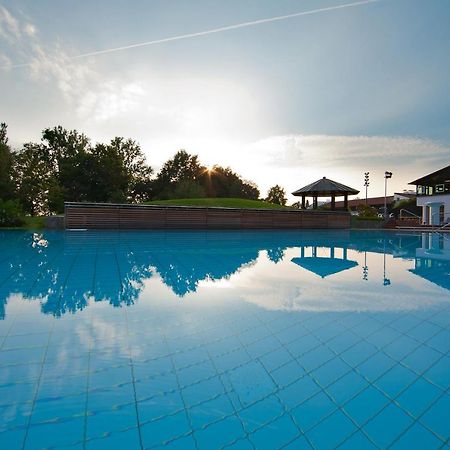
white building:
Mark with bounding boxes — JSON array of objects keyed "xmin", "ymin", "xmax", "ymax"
[{"xmin": 409, "ymin": 165, "xmax": 450, "ymax": 225}]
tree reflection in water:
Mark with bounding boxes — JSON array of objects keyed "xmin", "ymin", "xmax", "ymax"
[{"xmin": 0, "ymin": 229, "xmax": 447, "ymax": 319}]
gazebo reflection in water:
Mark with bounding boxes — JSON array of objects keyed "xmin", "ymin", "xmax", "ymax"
[{"xmin": 291, "ymin": 244, "xmax": 358, "ymax": 278}]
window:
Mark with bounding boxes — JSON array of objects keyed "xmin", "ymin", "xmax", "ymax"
[{"xmin": 435, "ymin": 184, "xmax": 444, "ymax": 193}]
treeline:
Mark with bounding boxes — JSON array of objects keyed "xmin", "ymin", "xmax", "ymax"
[{"xmin": 0, "ymin": 123, "xmax": 260, "ymax": 222}]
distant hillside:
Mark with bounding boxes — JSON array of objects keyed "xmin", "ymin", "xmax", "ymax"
[{"xmin": 145, "ymin": 198, "xmax": 287, "ymax": 209}]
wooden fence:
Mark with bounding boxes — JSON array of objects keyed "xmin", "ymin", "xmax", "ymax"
[{"xmin": 64, "ymin": 202, "xmax": 351, "ymax": 230}]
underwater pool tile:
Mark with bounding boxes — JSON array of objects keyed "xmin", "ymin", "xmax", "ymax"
[
  {"xmin": 25, "ymin": 416, "xmax": 84, "ymax": 449},
  {"xmin": 402, "ymin": 344, "xmax": 443, "ymax": 374},
  {"xmin": 297, "ymin": 345, "xmax": 335, "ymax": 372},
  {"xmin": 384, "ymin": 334, "xmax": 420, "ymax": 360},
  {"xmin": 375, "ymin": 364, "xmax": 418, "ymax": 398},
  {"xmin": 282, "ymin": 433, "xmax": 313, "ymax": 449},
  {"xmin": 336, "ymin": 431, "xmax": 377, "ymax": 449},
  {"xmin": 406, "ymin": 320, "xmax": 442, "ymax": 342},
  {"xmin": 160, "ymin": 433, "xmax": 197, "ymax": 449},
  {"xmin": 340, "ymin": 340, "xmax": 377, "ymax": 367},
  {"xmin": 258, "ymin": 346, "xmax": 292, "ymax": 372},
  {"xmin": 397, "ymin": 377, "xmax": 442, "ymax": 417},
  {"xmin": 31, "ymin": 393, "xmax": 85, "ymax": 424},
  {"xmin": 284, "ymin": 333, "xmax": 321, "ymax": 357},
  {"xmin": 308, "ymin": 409, "xmax": 357, "ymax": 449},
  {"xmin": 178, "ymin": 359, "xmax": 216, "ymax": 388},
  {"xmin": 364, "ymin": 326, "xmax": 401, "ymax": 348},
  {"xmin": 311, "ymin": 356, "xmax": 350, "ymax": 387},
  {"xmin": 182, "ymin": 375, "xmax": 225, "ymax": 408},
  {"xmin": 420, "ymin": 393, "xmax": 450, "ymax": 441},
  {"xmin": 326, "ymin": 330, "xmax": 358, "ymax": 354},
  {"xmin": 356, "ymin": 351, "xmax": 396, "ymax": 382},
  {"xmin": 278, "ymin": 374, "xmax": 320, "ymax": 409},
  {"xmin": 390, "ymin": 422, "xmax": 443, "ymax": 450},
  {"xmin": 189, "ymin": 393, "xmax": 235, "ymax": 430},
  {"xmin": 86, "ymin": 427, "xmax": 141, "ymax": 450},
  {"xmin": 250, "ymin": 413, "xmax": 299, "ymax": 449},
  {"xmin": 0, "ymin": 401, "xmax": 32, "ymax": 430},
  {"xmin": 140, "ymin": 410, "xmax": 190, "ymax": 448},
  {"xmin": 137, "ymin": 391, "xmax": 184, "ymax": 423},
  {"xmin": 422, "ymin": 356, "xmax": 450, "ymax": 389},
  {"xmin": 213, "ymin": 347, "xmax": 250, "ymax": 373},
  {"xmin": 223, "ymin": 437, "xmax": 255, "ymax": 450},
  {"xmin": 1, "ymin": 331, "xmax": 50, "ymax": 350},
  {"xmin": 0, "ymin": 381, "xmax": 38, "ymax": 406},
  {"xmin": 342, "ymin": 386, "xmax": 389, "ymax": 426},
  {"xmin": 228, "ymin": 360, "xmax": 276, "ymax": 407},
  {"xmin": 195, "ymin": 414, "xmax": 245, "ymax": 449},
  {"xmin": 271, "ymin": 359, "xmax": 305, "ymax": 388},
  {"xmin": 0, "ymin": 429, "xmax": 27, "ymax": 449},
  {"xmin": 238, "ymin": 394, "xmax": 284, "ymax": 433},
  {"xmin": 86, "ymin": 403, "xmax": 138, "ymax": 439},
  {"xmin": 327, "ymin": 370, "xmax": 368, "ymax": 404},
  {"xmin": 246, "ymin": 335, "xmax": 280, "ymax": 359},
  {"xmin": 426, "ymin": 328, "xmax": 450, "ymax": 354},
  {"xmin": 364, "ymin": 403, "xmax": 413, "ymax": 448},
  {"xmin": 0, "ymin": 346, "xmax": 46, "ymax": 365},
  {"xmin": 291, "ymin": 391, "xmax": 336, "ymax": 431}
]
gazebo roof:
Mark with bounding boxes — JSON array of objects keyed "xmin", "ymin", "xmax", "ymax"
[
  {"xmin": 292, "ymin": 177, "xmax": 359, "ymax": 197},
  {"xmin": 291, "ymin": 257, "xmax": 358, "ymax": 278}
]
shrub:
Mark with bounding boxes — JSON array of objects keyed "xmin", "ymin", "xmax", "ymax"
[
  {"xmin": 356, "ymin": 203, "xmax": 378, "ymax": 218},
  {"xmin": 0, "ymin": 199, "xmax": 24, "ymax": 226}
]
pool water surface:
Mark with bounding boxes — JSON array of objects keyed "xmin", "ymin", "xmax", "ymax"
[{"xmin": 0, "ymin": 230, "xmax": 449, "ymax": 449}]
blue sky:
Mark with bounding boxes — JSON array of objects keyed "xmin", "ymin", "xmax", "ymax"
[{"xmin": 1, "ymin": 0, "xmax": 449, "ymax": 199}]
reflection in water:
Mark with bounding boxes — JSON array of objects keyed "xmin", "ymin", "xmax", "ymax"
[
  {"xmin": 291, "ymin": 245, "xmax": 358, "ymax": 278},
  {"xmin": 0, "ymin": 230, "xmax": 449, "ymax": 318}
]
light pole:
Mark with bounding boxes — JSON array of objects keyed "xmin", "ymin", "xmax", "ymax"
[
  {"xmin": 384, "ymin": 171, "xmax": 393, "ymax": 219},
  {"xmin": 364, "ymin": 172, "xmax": 369, "ymax": 205}
]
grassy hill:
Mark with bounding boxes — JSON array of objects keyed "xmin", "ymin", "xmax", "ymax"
[{"xmin": 145, "ymin": 198, "xmax": 287, "ymax": 209}]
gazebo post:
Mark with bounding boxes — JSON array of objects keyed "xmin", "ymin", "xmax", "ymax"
[
  {"xmin": 301, "ymin": 195, "xmax": 306, "ymax": 209},
  {"xmin": 331, "ymin": 195, "xmax": 335, "ymax": 210},
  {"xmin": 344, "ymin": 194, "xmax": 348, "ymax": 210},
  {"xmin": 313, "ymin": 196, "xmax": 318, "ymax": 209}
]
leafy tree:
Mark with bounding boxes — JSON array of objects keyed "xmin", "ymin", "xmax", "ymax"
[
  {"xmin": 13, "ymin": 143, "xmax": 55, "ymax": 215},
  {"xmin": 0, "ymin": 123, "xmax": 15, "ymax": 201},
  {"xmin": 154, "ymin": 150, "xmax": 205, "ymax": 199},
  {"xmin": 266, "ymin": 185, "xmax": 287, "ymax": 206},
  {"xmin": 201, "ymin": 165, "xmax": 259, "ymax": 199},
  {"xmin": 356, "ymin": 203, "xmax": 378, "ymax": 218},
  {"xmin": 108, "ymin": 137, "xmax": 153, "ymax": 202}
]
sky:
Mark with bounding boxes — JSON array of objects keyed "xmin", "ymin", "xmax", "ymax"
[{"xmin": 1, "ymin": 0, "xmax": 449, "ymax": 201}]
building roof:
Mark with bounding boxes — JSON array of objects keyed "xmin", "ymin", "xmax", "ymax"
[
  {"xmin": 409, "ymin": 165, "xmax": 450, "ymax": 186},
  {"xmin": 333, "ymin": 196, "xmax": 394, "ymax": 208},
  {"xmin": 291, "ymin": 257, "xmax": 358, "ymax": 278},
  {"xmin": 292, "ymin": 177, "xmax": 359, "ymax": 197}
]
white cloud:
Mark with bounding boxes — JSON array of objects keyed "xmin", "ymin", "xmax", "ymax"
[{"xmin": 0, "ymin": 5, "xmax": 21, "ymax": 42}]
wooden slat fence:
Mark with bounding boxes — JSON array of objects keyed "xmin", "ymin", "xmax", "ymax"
[{"xmin": 64, "ymin": 202, "xmax": 351, "ymax": 230}]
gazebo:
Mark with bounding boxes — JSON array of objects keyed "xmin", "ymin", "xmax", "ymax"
[{"xmin": 292, "ymin": 177, "xmax": 359, "ymax": 210}]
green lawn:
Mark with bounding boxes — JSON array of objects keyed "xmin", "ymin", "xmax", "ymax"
[
  {"xmin": 145, "ymin": 198, "xmax": 287, "ymax": 209},
  {"xmin": 0, "ymin": 216, "xmax": 46, "ymax": 230}
]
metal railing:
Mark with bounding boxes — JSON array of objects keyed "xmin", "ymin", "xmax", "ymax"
[{"xmin": 399, "ymin": 208, "xmax": 420, "ymax": 219}]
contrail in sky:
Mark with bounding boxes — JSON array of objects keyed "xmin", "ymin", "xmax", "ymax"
[{"xmin": 2, "ymin": 0, "xmax": 380, "ymax": 69}]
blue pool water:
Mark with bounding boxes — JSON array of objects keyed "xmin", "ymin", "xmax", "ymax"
[{"xmin": 0, "ymin": 229, "xmax": 449, "ymax": 449}]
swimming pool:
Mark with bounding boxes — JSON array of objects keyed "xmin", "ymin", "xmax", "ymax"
[{"xmin": 0, "ymin": 230, "xmax": 449, "ymax": 449}]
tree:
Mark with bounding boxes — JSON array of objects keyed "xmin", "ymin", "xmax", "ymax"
[
  {"xmin": 13, "ymin": 143, "xmax": 55, "ymax": 215},
  {"xmin": 153, "ymin": 150, "xmax": 205, "ymax": 199},
  {"xmin": 0, "ymin": 123, "xmax": 15, "ymax": 201},
  {"xmin": 266, "ymin": 185, "xmax": 287, "ymax": 206},
  {"xmin": 108, "ymin": 137, "xmax": 153, "ymax": 202},
  {"xmin": 201, "ymin": 165, "xmax": 259, "ymax": 199}
]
